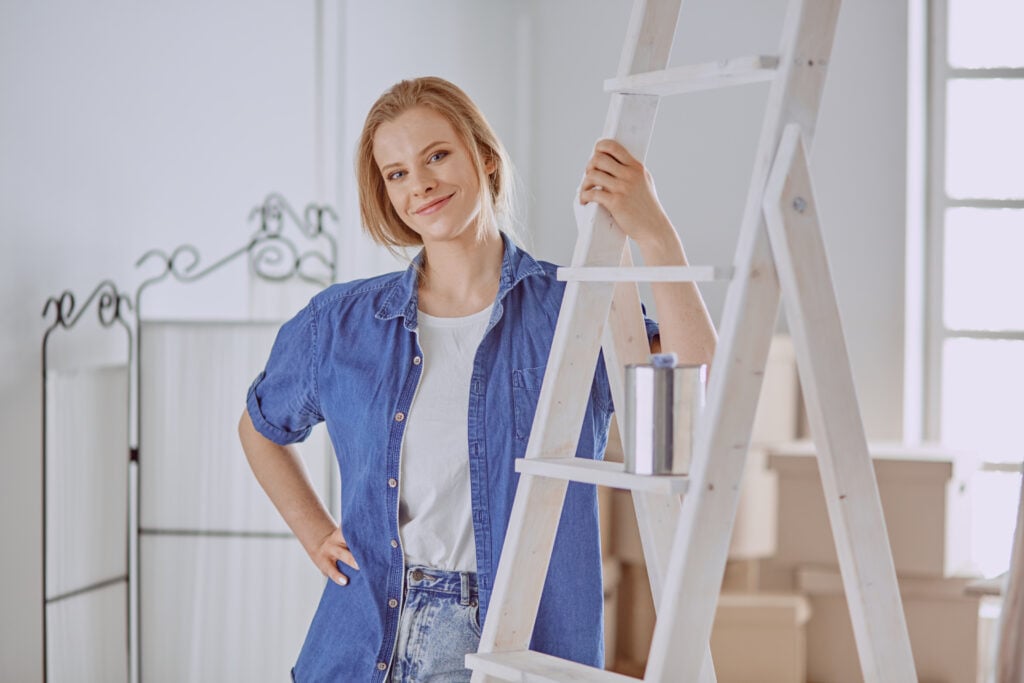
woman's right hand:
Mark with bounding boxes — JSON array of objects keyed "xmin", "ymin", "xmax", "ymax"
[{"xmin": 310, "ymin": 527, "xmax": 360, "ymax": 586}]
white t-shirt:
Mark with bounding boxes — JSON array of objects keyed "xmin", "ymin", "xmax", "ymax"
[{"xmin": 398, "ymin": 304, "xmax": 492, "ymax": 572}]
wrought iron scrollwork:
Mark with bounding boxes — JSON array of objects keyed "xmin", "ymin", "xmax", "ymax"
[
  {"xmin": 41, "ymin": 279, "xmax": 133, "ymax": 347},
  {"xmin": 40, "ymin": 192, "xmax": 337, "ymax": 683},
  {"xmin": 247, "ymin": 193, "xmax": 338, "ymax": 286},
  {"xmin": 134, "ymin": 193, "xmax": 337, "ymax": 300}
]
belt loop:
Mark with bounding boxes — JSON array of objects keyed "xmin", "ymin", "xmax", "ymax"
[{"xmin": 460, "ymin": 572, "xmax": 470, "ymax": 605}]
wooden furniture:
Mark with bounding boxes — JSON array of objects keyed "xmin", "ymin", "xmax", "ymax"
[
  {"xmin": 995, "ymin": 466, "xmax": 1024, "ymax": 682},
  {"xmin": 466, "ymin": 0, "xmax": 917, "ymax": 680}
]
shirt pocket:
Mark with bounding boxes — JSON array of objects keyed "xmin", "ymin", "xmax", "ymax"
[{"xmin": 511, "ymin": 365, "xmax": 546, "ymax": 442}]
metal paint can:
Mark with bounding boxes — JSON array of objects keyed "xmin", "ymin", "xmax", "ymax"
[{"xmin": 624, "ymin": 353, "xmax": 707, "ymax": 475}]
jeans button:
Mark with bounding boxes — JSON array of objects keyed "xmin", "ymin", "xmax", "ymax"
[
  {"xmin": 411, "ymin": 569, "xmax": 423, "ymax": 581},
  {"xmin": 376, "ymin": 662, "xmax": 387, "ymax": 671}
]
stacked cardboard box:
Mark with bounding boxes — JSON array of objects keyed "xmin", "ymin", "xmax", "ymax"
[
  {"xmin": 600, "ymin": 333, "xmax": 983, "ymax": 681},
  {"xmin": 763, "ymin": 442, "xmax": 981, "ymax": 682},
  {"xmin": 603, "ymin": 336, "xmax": 812, "ymax": 680}
]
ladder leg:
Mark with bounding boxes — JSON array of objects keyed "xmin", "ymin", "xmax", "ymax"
[
  {"xmin": 475, "ymin": 90, "xmax": 663, "ymax": 681},
  {"xmin": 602, "ymin": 249, "xmax": 719, "ymax": 682},
  {"xmin": 995, "ymin": 466, "xmax": 1024, "ymax": 681},
  {"xmin": 762, "ymin": 124, "xmax": 916, "ymax": 681},
  {"xmin": 643, "ymin": 197, "xmax": 781, "ymax": 683}
]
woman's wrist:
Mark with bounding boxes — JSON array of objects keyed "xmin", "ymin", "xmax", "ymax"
[{"xmin": 634, "ymin": 220, "xmax": 686, "ymax": 267}]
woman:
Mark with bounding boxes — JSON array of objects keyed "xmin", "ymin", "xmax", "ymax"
[{"xmin": 239, "ymin": 76, "xmax": 715, "ymax": 682}]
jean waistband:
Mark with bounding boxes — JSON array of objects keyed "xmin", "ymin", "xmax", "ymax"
[{"xmin": 405, "ymin": 565, "xmax": 478, "ymax": 605}]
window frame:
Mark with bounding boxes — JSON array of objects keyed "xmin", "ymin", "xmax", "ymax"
[{"xmin": 918, "ymin": 0, "xmax": 1024, "ymax": 444}]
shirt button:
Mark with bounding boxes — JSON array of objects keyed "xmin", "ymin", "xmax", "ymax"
[
  {"xmin": 388, "ymin": 478, "xmax": 397, "ymax": 488},
  {"xmin": 377, "ymin": 662, "xmax": 387, "ymax": 671},
  {"xmin": 394, "ymin": 412, "xmax": 405, "ymax": 422},
  {"xmin": 413, "ymin": 356, "xmax": 422, "ymax": 365},
  {"xmin": 388, "ymin": 598, "xmax": 398, "ymax": 608},
  {"xmin": 390, "ymin": 539, "xmax": 399, "ymax": 548}
]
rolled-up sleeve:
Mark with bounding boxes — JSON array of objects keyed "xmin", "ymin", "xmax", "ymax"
[{"xmin": 246, "ymin": 300, "xmax": 324, "ymax": 444}]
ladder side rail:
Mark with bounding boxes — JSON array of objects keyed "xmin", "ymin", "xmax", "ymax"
[
  {"xmin": 995, "ymin": 461, "xmax": 1024, "ymax": 681},
  {"xmin": 763, "ymin": 125, "xmax": 916, "ymax": 681},
  {"xmin": 644, "ymin": 0, "xmax": 842, "ymax": 679},
  {"xmin": 601, "ymin": 165, "xmax": 718, "ymax": 683},
  {"xmin": 473, "ymin": 95, "xmax": 662, "ymax": 683},
  {"xmin": 601, "ymin": 247, "xmax": 681, "ymax": 601},
  {"xmin": 616, "ymin": 0, "xmax": 684, "ymax": 78},
  {"xmin": 643, "ymin": 193, "xmax": 781, "ymax": 683}
]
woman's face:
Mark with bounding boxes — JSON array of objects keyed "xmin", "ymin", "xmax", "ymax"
[{"xmin": 372, "ymin": 106, "xmax": 495, "ymax": 249}]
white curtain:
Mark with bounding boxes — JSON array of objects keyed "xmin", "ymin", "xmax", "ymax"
[
  {"xmin": 45, "ymin": 365, "xmax": 130, "ymax": 683},
  {"xmin": 139, "ymin": 321, "xmax": 334, "ymax": 682}
]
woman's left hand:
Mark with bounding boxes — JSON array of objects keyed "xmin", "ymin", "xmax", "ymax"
[{"xmin": 578, "ymin": 138, "xmax": 674, "ymax": 249}]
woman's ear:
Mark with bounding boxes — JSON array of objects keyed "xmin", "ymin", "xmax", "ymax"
[{"xmin": 484, "ymin": 154, "xmax": 497, "ymax": 176}]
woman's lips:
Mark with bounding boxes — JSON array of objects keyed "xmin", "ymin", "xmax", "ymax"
[{"xmin": 414, "ymin": 194, "xmax": 454, "ymax": 215}]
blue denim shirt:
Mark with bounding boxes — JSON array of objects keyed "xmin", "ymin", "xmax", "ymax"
[{"xmin": 247, "ymin": 233, "xmax": 657, "ymax": 682}]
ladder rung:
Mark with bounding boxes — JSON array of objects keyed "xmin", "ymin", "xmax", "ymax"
[
  {"xmin": 515, "ymin": 457, "xmax": 689, "ymax": 494},
  {"xmin": 557, "ymin": 265, "xmax": 733, "ymax": 283},
  {"xmin": 605, "ymin": 55, "xmax": 779, "ymax": 96},
  {"xmin": 466, "ymin": 650, "xmax": 640, "ymax": 682}
]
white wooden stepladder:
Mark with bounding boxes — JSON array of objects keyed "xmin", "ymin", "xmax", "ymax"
[{"xmin": 467, "ymin": 0, "xmax": 919, "ymax": 681}]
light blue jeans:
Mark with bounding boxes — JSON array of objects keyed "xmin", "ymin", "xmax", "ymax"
[{"xmin": 387, "ymin": 565, "xmax": 481, "ymax": 682}]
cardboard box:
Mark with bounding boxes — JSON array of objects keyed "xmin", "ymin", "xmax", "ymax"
[
  {"xmin": 799, "ymin": 568, "xmax": 980, "ymax": 683},
  {"xmin": 612, "ymin": 561, "xmax": 656, "ymax": 669},
  {"xmin": 711, "ymin": 593, "xmax": 811, "ymax": 683},
  {"xmin": 609, "ymin": 562, "xmax": 812, "ymax": 681},
  {"xmin": 751, "ymin": 335, "xmax": 800, "ymax": 445},
  {"xmin": 765, "ymin": 441, "xmax": 970, "ymax": 585},
  {"xmin": 603, "ymin": 557, "xmax": 622, "ymax": 670}
]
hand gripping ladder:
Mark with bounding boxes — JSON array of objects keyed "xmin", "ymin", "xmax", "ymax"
[{"xmin": 466, "ymin": 0, "xmax": 918, "ymax": 680}]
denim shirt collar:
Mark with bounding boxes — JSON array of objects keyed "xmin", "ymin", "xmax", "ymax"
[{"xmin": 375, "ymin": 231, "xmax": 545, "ymax": 331}]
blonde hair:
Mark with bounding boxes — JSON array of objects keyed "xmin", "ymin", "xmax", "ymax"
[{"xmin": 356, "ymin": 77, "xmax": 518, "ymax": 254}]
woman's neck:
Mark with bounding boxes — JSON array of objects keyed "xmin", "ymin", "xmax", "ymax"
[{"xmin": 417, "ymin": 230, "xmax": 504, "ymax": 317}]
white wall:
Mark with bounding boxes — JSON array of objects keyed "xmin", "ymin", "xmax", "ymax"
[
  {"xmin": 527, "ymin": 0, "xmax": 907, "ymax": 440},
  {"xmin": 1, "ymin": 2, "xmax": 320, "ymax": 679},
  {"xmin": 1, "ymin": 1, "xmax": 907, "ymax": 678}
]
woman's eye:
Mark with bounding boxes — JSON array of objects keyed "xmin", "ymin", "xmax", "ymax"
[
  {"xmin": 387, "ymin": 170, "xmax": 405, "ymax": 181},
  {"xmin": 429, "ymin": 151, "xmax": 448, "ymax": 163}
]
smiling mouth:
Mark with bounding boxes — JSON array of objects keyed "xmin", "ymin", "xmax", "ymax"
[{"xmin": 413, "ymin": 194, "xmax": 455, "ymax": 215}]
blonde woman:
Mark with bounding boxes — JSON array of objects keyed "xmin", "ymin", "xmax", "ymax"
[{"xmin": 239, "ymin": 76, "xmax": 715, "ymax": 682}]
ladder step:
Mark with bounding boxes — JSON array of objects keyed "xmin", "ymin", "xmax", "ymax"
[
  {"xmin": 557, "ymin": 265, "xmax": 733, "ymax": 283},
  {"xmin": 515, "ymin": 457, "xmax": 689, "ymax": 494},
  {"xmin": 466, "ymin": 650, "xmax": 640, "ymax": 682},
  {"xmin": 605, "ymin": 55, "xmax": 779, "ymax": 96}
]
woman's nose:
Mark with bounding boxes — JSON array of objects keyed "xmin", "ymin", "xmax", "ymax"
[{"xmin": 410, "ymin": 168, "xmax": 436, "ymax": 195}]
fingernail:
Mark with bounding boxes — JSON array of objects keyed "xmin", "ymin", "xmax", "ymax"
[{"xmin": 336, "ymin": 576, "xmax": 348, "ymax": 586}]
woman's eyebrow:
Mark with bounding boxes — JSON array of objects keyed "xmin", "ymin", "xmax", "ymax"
[{"xmin": 379, "ymin": 140, "xmax": 449, "ymax": 174}]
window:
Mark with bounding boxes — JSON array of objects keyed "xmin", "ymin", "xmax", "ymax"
[{"xmin": 915, "ymin": 0, "xmax": 1024, "ymax": 576}]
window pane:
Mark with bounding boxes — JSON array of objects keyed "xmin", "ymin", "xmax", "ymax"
[
  {"xmin": 941, "ymin": 338, "xmax": 1024, "ymax": 456},
  {"xmin": 943, "ymin": 208, "xmax": 1024, "ymax": 330},
  {"xmin": 945, "ymin": 80, "xmax": 1024, "ymax": 199},
  {"xmin": 948, "ymin": 0, "xmax": 1024, "ymax": 68}
]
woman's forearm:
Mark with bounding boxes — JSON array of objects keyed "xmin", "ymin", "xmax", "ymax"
[
  {"xmin": 636, "ymin": 224, "xmax": 717, "ymax": 366},
  {"xmin": 238, "ymin": 409, "xmax": 337, "ymax": 555}
]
